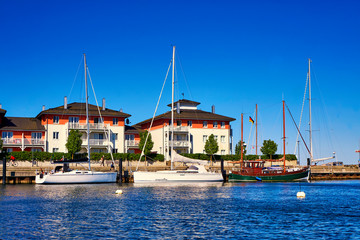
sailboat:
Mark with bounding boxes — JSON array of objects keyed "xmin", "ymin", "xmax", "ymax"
[
  {"xmin": 229, "ymin": 101, "xmax": 309, "ymax": 182},
  {"xmin": 35, "ymin": 54, "xmax": 117, "ymax": 184},
  {"xmin": 133, "ymin": 46, "xmax": 224, "ymax": 183}
]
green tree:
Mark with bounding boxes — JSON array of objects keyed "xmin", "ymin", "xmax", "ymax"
[
  {"xmin": 138, "ymin": 130, "xmax": 154, "ymax": 157},
  {"xmin": 260, "ymin": 139, "xmax": 278, "ymax": 159},
  {"xmin": 66, "ymin": 130, "xmax": 83, "ymax": 159},
  {"xmin": 205, "ymin": 134, "xmax": 219, "ymax": 160},
  {"xmin": 235, "ymin": 140, "xmax": 247, "ymax": 155}
]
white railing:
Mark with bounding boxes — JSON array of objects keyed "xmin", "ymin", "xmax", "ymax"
[
  {"xmin": 170, "ymin": 140, "xmax": 189, "ymax": 147},
  {"xmin": 125, "ymin": 140, "xmax": 140, "ymax": 147},
  {"xmin": 68, "ymin": 123, "xmax": 109, "ymax": 130},
  {"xmin": 2, "ymin": 138, "xmax": 22, "ymax": 145},
  {"xmin": 3, "ymin": 138, "xmax": 44, "ymax": 146},
  {"xmin": 82, "ymin": 139, "xmax": 109, "ymax": 146}
]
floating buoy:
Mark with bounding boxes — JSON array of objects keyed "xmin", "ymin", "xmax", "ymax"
[
  {"xmin": 297, "ymin": 191, "xmax": 306, "ymax": 198},
  {"xmin": 115, "ymin": 190, "xmax": 123, "ymax": 194}
]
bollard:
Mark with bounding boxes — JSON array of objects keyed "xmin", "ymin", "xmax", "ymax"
[
  {"xmin": 118, "ymin": 158, "xmax": 123, "ymax": 183},
  {"xmin": 2, "ymin": 157, "xmax": 6, "ymax": 185},
  {"xmin": 221, "ymin": 158, "xmax": 226, "ymax": 182}
]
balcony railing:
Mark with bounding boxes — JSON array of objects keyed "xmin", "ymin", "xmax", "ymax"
[
  {"xmin": 68, "ymin": 123, "xmax": 109, "ymax": 130},
  {"xmin": 165, "ymin": 125, "xmax": 189, "ymax": 133},
  {"xmin": 169, "ymin": 140, "xmax": 189, "ymax": 147},
  {"xmin": 125, "ymin": 140, "xmax": 140, "ymax": 147},
  {"xmin": 82, "ymin": 139, "xmax": 109, "ymax": 146},
  {"xmin": 2, "ymin": 138, "xmax": 44, "ymax": 146}
]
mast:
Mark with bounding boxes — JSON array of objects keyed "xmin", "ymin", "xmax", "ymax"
[
  {"xmin": 256, "ymin": 104, "xmax": 258, "ymax": 156},
  {"xmin": 84, "ymin": 53, "xmax": 91, "ymax": 171},
  {"xmin": 308, "ymin": 58, "xmax": 313, "ymax": 162},
  {"xmin": 171, "ymin": 46, "xmax": 175, "ymax": 170},
  {"xmin": 241, "ymin": 113, "xmax": 243, "ymax": 170},
  {"xmin": 283, "ymin": 100, "xmax": 286, "ymax": 172}
]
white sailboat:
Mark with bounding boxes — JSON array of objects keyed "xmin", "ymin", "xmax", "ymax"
[
  {"xmin": 133, "ymin": 46, "xmax": 223, "ymax": 183},
  {"xmin": 36, "ymin": 54, "xmax": 117, "ymax": 184}
]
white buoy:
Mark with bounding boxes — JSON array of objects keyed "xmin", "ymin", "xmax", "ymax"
[
  {"xmin": 115, "ymin": 190, "xmax": 123, "ymax": 194},
  {"xmin": 297, "ymin": 191, "xmax": 306, "ymax": 198}
]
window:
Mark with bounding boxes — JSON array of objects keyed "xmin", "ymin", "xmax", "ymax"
[
  {"xmin": 221, "ymin": 150, "xmax": 225, "ymax": 155},
  {"xmin": 31, "ymin": 148, "xmax": 41, "ymax": 152},
  {"xmin": 53, "ymin": 148, "xmax": 59, "ymax": 153},
  {"xmin": 177, "ymin": 120, "xmax": 182, "ymax": 126},
  {"xmin": 203, "ymin": 121, "xmax": 208, "ymax": 128},
  {"xmin": 214, "ymin": 135, "xmax": 218, "ymax": 141},
  {"xmin": 203, "ymin": 135, "xmax": 208, "ymax": 142},
  {"xmin": 94, "ymin": 117, "xmax": 103, "ymax": 123},
  {"xmin": 221, "ymin": 122, "xmax": 225, "ymax": 128},
  {"xmin": 69, "ymin": 117, "xmax": 79, "ymax": 123},
  {"xmin": 125, "ymin": 134, "xmax": 135, "ymax": 141},
  {"xmin": 53, "ymin": 116, "xmax": 59, "ymax": 124},
  {"xmin": 213, "ymin": 121, "xmax": 218, "ymax": 128},
  {"xmin": 113, "ymin": 118, "xmax": 118, "ymax": 125},
  {"xmin": 221, "ymin": 136, "xmax": 226, "ymax": 143},
  {"xmin": 187, "ymin": 120, "xmax": 192, "ymax": 127},
  {"xmin": 111, "ymin": 133, "xmax": 118, "ymax": 141},
  {"xmin": 7, "ymin": 148, "xmax": 13, "ymax": 153},
  {"xmin": 2, "ymin": 132, "xmax": 13, "ymax": 139},
  {"xmin": 94, "ymin": 133, "xmax": 104, "ymax": 139},
  {"xmin": 112, "ymin": 149, "xmax": 118, "ymax": 153},
  {"xmin": 53, "ymin": 132, "xmax": 59, "ymax": 139},
  {"xmin": 32, "ymin": 132, "xmax": 42, "ymax": 139}
]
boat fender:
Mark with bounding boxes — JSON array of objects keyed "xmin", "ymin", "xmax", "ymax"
[
  {"xmin": 297, "ymin": 191, "xmax": 305, "ymax": 198},
  {"xmin": 255, "ymin": 177, "xmax": 262, "ymax": 181},
  {"xmin": 115, "ymin": 190, "xmax": 123, "ymax": 194}
]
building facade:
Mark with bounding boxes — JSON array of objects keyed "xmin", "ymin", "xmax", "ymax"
[{"xmin": 135, "ymin": 99, "xmax": 235, "ymax": 160}]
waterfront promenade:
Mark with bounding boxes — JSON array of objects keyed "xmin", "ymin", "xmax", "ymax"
[{"xmin": 1, "ymin": 160, "xmax": 359, "ymax": 183}]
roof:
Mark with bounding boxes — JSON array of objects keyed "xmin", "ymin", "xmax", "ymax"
[
  {"xmin": 36, "ymin": 102, "xmax": 131, "ymax": 119},
  {"xmin": 0, "ymin": 117, "xmax": 45, "ymax": 131},
  {"xmin": 136, "ymin": 109, "xmax": 236, "ymax": 126},
  {"xmin": 125, "ymin": 125, "xmax": 144, "ymax": 134},
  {"xmin": 0, "ymin": 109, "xmax": 6, "ymax": 114},
  {"xmin": 167, "ymin": 99, "xmax": 200, "ymax": 107}
]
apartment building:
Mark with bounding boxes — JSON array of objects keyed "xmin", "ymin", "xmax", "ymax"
[
  {"xmin": 0, "ymin": 106, "xmax": 46, "ymax": 153},
  {"xmin": 135, "ymin": 99, "xmax": 235, "ymax": 160},
  {"xmin": 36, "ymin": 98, "xmax": 131, "ymax": 154}
]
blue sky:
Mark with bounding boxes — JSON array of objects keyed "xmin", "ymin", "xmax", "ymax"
[{"xmin": 1, "ymin": 0, "xmax": 359, "ymax": 164}]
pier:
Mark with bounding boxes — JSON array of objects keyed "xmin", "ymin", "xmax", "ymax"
[{"xmin": 1, "ymin": 160, "xmax": 360, "ymax": 184}]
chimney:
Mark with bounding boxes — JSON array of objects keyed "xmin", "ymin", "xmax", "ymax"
[
  {"xmin": 0, "ymin": 104, "xmax": 2, "ymax": 109},
  {"xmin": 42, "ymin": 105, "xmax": 45, "ymax": 111},
  {"xmin": 177, "ymin": 102, "xmax": 180, "ymax": 114},
  {"xmin": 212, "ymin": 105, "xmax": 215, "ymax": 113},
  {"xmin": 102, "ymin": 98, "xmax": 106, "ymax": 111},
  {"xmin": 119, "ymin": 108, "xmax": 123, "ymax": 113},
  {"xmin": 64, "ymin": 96, "xmax": 67, "ymax": 109}
]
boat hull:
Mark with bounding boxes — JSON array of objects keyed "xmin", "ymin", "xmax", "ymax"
[
  {"xmin": 229, "ymin": 169, "xmax": 309, "ymax": 182},
  {"xmin": 133, "ymin": 171, "xmax": 224, "ymax": 183},
  {"xmin": 35, "ymin": 171, "xmax": 117, "ymax": 184}
]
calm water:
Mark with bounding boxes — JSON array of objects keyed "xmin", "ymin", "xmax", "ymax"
[{"xmin": 1, "ymin": 180, "xmax": 360, "ymax": 239}]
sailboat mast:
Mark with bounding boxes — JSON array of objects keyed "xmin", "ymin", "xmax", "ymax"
[
  {"xmin": 241, "ymin": 113, "xmax": 243, "ymax": 169},
  {"xmin": 171, "ymin": 46, "xmax": 175, "ymax": 170},
  {"xmin": 308, "ymin": 58, "xmax": 313, "ymax": 161},
  {"xmin": 84, "ymin": 53, "xmax": 91, "ymax": 171},
  {"xmin": 283, "ymin": 100, "xmax": 286, "ymax": 172},
  {"xmin": 256, "ymin": 104, "xmax": 258, "ymax": 156}
]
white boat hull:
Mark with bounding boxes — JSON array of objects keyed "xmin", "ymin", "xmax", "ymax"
[
  {"xmin": 35, "ymin": 170, "xmax": 117, "ymax": 184},
  {"xmin": 133, "ymin": 170, "xmax": 224, "ymax": 183}
]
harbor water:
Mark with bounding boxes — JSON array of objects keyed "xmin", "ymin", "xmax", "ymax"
[{"xmin": 1, "ymin": 180, "xmax": 360, "ymax": 239}]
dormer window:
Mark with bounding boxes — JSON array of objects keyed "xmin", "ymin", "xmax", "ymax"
[
  {"xmin": 213, "ymin": 121, "xmax": 218, "ymax": 128},
  {"xmin": 221, "ymin": 122, "xmax": 225, "ymax": 128},
  {"xmin": 53, "ymin": 116, "xmax": 59, "ymax": 124},
  {"xmin": 203, "ymin": 121, "xmax": 208, "ymax": 128},
  {"xmin": 113, "ymin": 118, "xmax": 118, "ymax": 125}
]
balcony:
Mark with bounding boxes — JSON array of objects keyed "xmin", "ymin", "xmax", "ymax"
[
  {"xmin": 125, "ymin": 140, "xmax": 140, "ymax": 147},
  {"xmin": 169, "ymin": 140, "xmax": 189, "ymax": 148},
  {"xmin": 68, "ymin": 123, "xmax": 109, "ymax": 131},
  {"xmin": 3, "ymin": 138, "xmax": 45, "ymax": 147},
  {"xmin": 82, "ymin": 139, "xmax": 110, "ymax": 147},
  {"xmin": 165, "ymin": 125, "xmax": 189, "ymax": 133}
]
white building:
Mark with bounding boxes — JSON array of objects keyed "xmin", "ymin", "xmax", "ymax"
[{"xmin": 135, "ymin": 99, "xmax": 235, "ymax": 160}]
